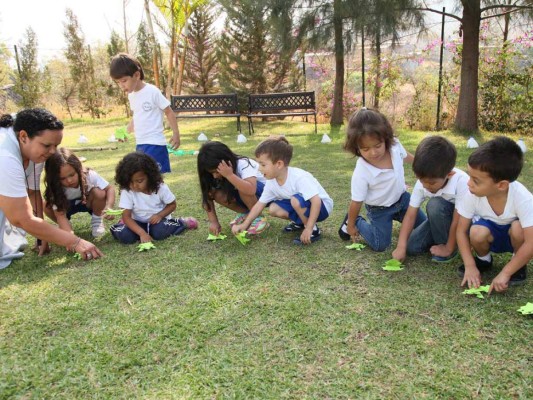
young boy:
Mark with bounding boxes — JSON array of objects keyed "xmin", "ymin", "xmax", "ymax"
[
  {"xmin": 456, "ymin": 136, "xmax": 533, "ymax": 293},
  {"xmin": 110, "ymin": 53, "xmax": 180, "ymax": 173},
  {"xmin": 392, "ymin": 136, "xmax": 469, "ymax": 263},
  {"xmin": 232, "ymin": 136, "xmax": 333, "ymax": 245}
]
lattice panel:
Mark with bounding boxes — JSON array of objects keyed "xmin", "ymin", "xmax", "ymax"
[
  {"xmin": 250, "ymin": 92, "xmax": 315, "ymax": 111},
  {"xmin": 172, "ymin": 95, "xmax": 238, "ymax": 112}
]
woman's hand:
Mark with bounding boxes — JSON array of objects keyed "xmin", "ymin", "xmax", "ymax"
[{"xmin": 70, "ymin": 237, "xmax": 104, "ymax": 261}]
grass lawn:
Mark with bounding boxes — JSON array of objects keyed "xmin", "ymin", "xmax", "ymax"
[{"xmin": 1, "ymin": 117, "xmax": 532, "ymax": 398}]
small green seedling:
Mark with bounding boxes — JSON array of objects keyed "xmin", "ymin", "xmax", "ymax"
[
  {"xmin": 462, "ymin": 285, "xmax": 490, "ymax": 299},
  {"xmin": 235, "ymin": 231, "xmax": 251, "ymax": 246},
  {"xmin": 138, "ymin": 242, "xmax": 156, "ymax": 252},
  {"xmin": 207, "ymin": 233, "xmax": 227, "ymax": 241},
  {"xmin": 345, "ymin": 243, "xmax": 366, "ymax": 251},
  {"xmin": 517, "ymin": 302, "xmax": 533, "ymax": 315},
  {"xmin": 73, "ymin": 253, "xmax": 82, "ymax": 260},
  {"xmin": 382, "ymin": 259, "xmax": 404, "ymax": 271},
  {"xmin": 105, "ymin": 208, "xmax": 124, "ymax": 216}
]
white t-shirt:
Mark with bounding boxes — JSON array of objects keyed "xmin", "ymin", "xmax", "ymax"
[
  {"xmin": 0, "ymin": 127, "xmax": 42, "ymax": 198},
  {"xmin": 259, "ymin": 167, "xmax": 333, "ymax": 213},
  {"xmin": 118, "ymin": 183, "xmax": 176, "ymax": 223},
  {"xmin": 64, "ymin": 170, "xmax": 109, "ymax": 201},
  {"xmin": 409, "ymin": 168, "xmax": 469, "ymax": 208},
  {"xmin": 129, "ymin": 83, "xmax": 170, "ymax": 146},
  {"xmin": 457, "ymin": 181, "xmax": 533, "ymax": 228},
  {"xmin": 236, "ymin": 158, "xmax": 266, "ymax": 184},
  {"xmin": 351, "ymin": 139, "xmax": 408, "ymax": 207}
]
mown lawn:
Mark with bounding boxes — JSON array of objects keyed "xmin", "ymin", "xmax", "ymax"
[{"xmin": 1, "ymin": 117, "xmax": 531, "ymax": 399}]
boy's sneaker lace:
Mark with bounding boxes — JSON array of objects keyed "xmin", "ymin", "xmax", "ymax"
[
  {"xmin": 509, "ymin": 266, "xmax": 527, "ymax": 286},
  {"xmin": 284, "ymin": 221, "xmax": 304, "ymax": 232},
  {"xmin": 91, "ymin": 214, "xmax": 105, "ymax": 238},
  {"xmin": 247, "ymin": 216, "xmax": 269, "ymax": 235},
  {"xmin": 457, "ymin": 256, "xmax": 493, "ymax": 278},
  {"xmin": 230, "ymin": 213, "xmax": 247, "ymax": 226}
]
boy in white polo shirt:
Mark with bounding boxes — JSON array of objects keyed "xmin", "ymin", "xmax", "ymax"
[
  {"xmin": 457, "ymin": 137, "xmax": 533, "ymax": 292},
  {"xmin": 392, "ymin": 136, "xmax": 469, "ymax": 263},
  {"xmin": 232, "ymin": 136, "xmax": 333, "ymax": 245}
]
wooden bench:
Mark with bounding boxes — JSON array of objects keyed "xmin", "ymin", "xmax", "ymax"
[
  {"xmin": 247, "ymin": 91, "xmax": 317, "ymax": 134},
  {"xmin": 170, "ymin": 93, "xmax": 242, "ymax": 133}
]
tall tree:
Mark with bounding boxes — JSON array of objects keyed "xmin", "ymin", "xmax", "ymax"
[
  {"xmin": 416, "ymin": 0, "xmax": 533, "ymax": 132},
  {"xmin": 14, "ymin": 27, "xmax": 42, "ymax": 107}
]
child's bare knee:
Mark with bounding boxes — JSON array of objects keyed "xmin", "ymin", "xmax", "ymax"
[
  {"xmin": 469, "ymin": 225, "xmax": 491, "ymax": 245},
  {"xmin": 509, "ymin": 220, "xmax": 524, "ymax": 242},
  {"xmin": 290, "ymin": 196, "xmax": 302, "ymax": 210}
]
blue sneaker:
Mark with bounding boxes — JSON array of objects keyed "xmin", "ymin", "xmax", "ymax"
[{"xmin": 431, "ymin": 251, "xmax": 458, "ymax": 263}]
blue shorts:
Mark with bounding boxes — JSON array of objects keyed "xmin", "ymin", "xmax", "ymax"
[
  {"xmin": 273, "ymin": 194, "xmax": 330, "ymax": 225},
  {"xmin": 66, "ymin": 200, "xmax": 92, "ymax": 219},
  {"xmin": 137, "ymin": 144, "xmax": 171, "ymax": 173},
  {"xmin": 472, "ymin": 218, "xmax": 513, "ymax": 253},
  {"xmin": 235, "ymin": 181, "xmax": 265, "ymax": 210}
]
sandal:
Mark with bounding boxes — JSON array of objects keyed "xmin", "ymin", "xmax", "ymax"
[{"xmin": 247, "ymin": 216, "xmax": 269, "ymax": 235}]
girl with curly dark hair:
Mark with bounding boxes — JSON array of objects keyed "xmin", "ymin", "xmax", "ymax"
[
  {"xmin": 43, "ymin": 148, "xmax": 116, "ymax": 239},
  {"xmin": 110, "ymin": 152, "xmax": 197, "ymax": 244}
]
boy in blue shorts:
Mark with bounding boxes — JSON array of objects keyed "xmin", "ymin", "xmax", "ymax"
[
  {"xmin": 110, "ymin": 53, "xmax": 180, "ymax": 173},
  {"xmin": 232, "ymin": 136, "xmax": 333, "ymax": 245},
  {"xmin": 456, "ymin": 137, "xmax": 533, "ymax": 293}
]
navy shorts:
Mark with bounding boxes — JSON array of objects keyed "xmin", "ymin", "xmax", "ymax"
[
  {"xmin": 273, "ymin": 194, "xmax": 330, "ymax": 225},
  {"xmin": 235, "ymin": 181, "xmax": 265, "ymax": 210},
  {"xmin": 472, "ymin": 218, "xmax": 513, "ymax": 253},
  {"xmin": 66, "ymin": 200, "xmax": 92, "ymax": 219},
  {"xmin": 137, "ymin": 144, "xmax": 171, "ymax": 173}
]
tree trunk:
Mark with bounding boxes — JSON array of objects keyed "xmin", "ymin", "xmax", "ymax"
[
  {"xmin": 330, "ymin": 0, "xmax": 344, "ymax": 126},
  {"xmin": 373, "ymin": 24, "xmax": 382, "ymax": 109},
  {"xmin": 455, "ymin": 0, "xmax": 481, "ymax": 132},
  {"xmin": 123, "ymin": 0, "xmax": 129, "ymax": 53},
  {"xmin": 166, "ymin": 7, "xmax": 176, "ymax": 98},
  {"xmin": 144, "ymin": 0, "xmax": 160, "ymax": 88}
]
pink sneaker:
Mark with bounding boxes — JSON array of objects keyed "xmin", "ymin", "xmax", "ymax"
[
  {"xmin": 247, "ymin": 216, "xmax": 269, "ymax": 235},
  {"xmin": 181, "ymin": 217, "xmax": 198, "ymax": 230},
  {"xmin": 229, "ymin": 213, "xmax": 248, "ymax": 226}
]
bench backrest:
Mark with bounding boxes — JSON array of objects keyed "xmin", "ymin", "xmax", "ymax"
[
  {"xmin": 248, "ymin": 91, "xmax": 316, "ymax": 112},
  {"xmin": 171, "ymin": 93, "xmax": 239, "ymax": 113}
]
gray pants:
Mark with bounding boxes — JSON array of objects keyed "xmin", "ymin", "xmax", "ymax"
[{"xmin": 0, "ymin": 210, "xmax": 28, "ymax": 269}]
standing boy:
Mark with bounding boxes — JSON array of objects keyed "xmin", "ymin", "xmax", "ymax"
[
  {"xmin": 456, "ymin": 137, "xmax": 533, "ymax": 292},
  {"xmin": 232, "ymin": 136, "xmax": 333, "ymax": 245},
  {"xmin": 392, "ymin": 136, "xmax": 469, "ymax": 263},
  {"xmin": 110, "ymin": 53, "xmax": 180, "ymax": 173}
]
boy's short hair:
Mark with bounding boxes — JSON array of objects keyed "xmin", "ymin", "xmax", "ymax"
[
  {"xmin": 468, "ymin": 136, "xmax": 523, "ymax": 182},
  {"xmin": 110, "ymin": 53, "xmax": 145, "ymax": 80},
  {"xmin": 255, "ymin": 136, "xmax": 293, "ymax": 165},
  {"xmin": 412, "ymin": 136, "xmax": 457, "ymax": 179}
]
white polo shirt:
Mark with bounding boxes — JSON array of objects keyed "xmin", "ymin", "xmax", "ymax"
[
  {"xmin": 410, "ymin": 168, "xmax": 469, "ymax": 208},
  {"xmin": 236, "ymin": 158, "xmax": 266, "ymax": 184},
  {"xmin": 351, "ymin": 139, "xmax": 408, "ymax": 207},
  {"xmin": 119, "ymin": 183, "xmax": 176, "ymax": 223},
  {"xmin": 457, "ymin": 181, "xmax": 533, "ymax": 227},
  {"xmin": 129, "ymin": 83, "xmax": 170, "ymax": 146},
  {"xmin": 64, "ymin": 170, "xmax": 109, "ymax": 201}
]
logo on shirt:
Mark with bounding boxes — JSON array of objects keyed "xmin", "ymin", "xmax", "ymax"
[{"xmin": 142, "ymin": 102, "xmax": 153, "ymax": 112}]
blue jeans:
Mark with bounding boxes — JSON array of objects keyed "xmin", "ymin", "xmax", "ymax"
[
  {"xmin": 110, "ymin": 218, "xmax": 186, "ymax": 244},
  {"xmin": 356, "ymin": 191, "xmax": 426, "ymax": 252},
  {"xmin": 406, "ymin": 197, "xmax": 455, "ymax": 255}
]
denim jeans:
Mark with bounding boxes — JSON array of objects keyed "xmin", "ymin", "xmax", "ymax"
[
  {"xmin": 356, "ymin": 191, "xmax": 426, "ymax": 252},
  {"xmin": 110, "ymin": 218, "xmax": 186, "ymax": 244},
  {"xmin": 406, "ymin": 197, "xmax": 455, "ymax": 255}
]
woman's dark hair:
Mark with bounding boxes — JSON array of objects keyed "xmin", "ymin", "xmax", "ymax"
[
  {"xmin": 1, "ymin": 108, "xmax": 63, "ymax": 138},
  {"xmin": 109, "ymin": 53, "xmax": 145, "ymax": 80},
  {"xmin": 197, "ymin": 141, "xmax": 250, "ymax": 211},
  {"xmin": 344, "ymin": 108, "xmax": 394, "ymax": 157},
  {"xmin": 115, "ymin": 152, "xmax": 162, "ymax": 193},
  {"xmin": 44, "ymin": 148, "xmax": 87, "ymax": 213}
]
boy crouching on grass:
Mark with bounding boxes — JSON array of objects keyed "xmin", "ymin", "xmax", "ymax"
[
  {"xmin": 456, "ymin": 137, "xmax": 533, "ymax": 293},
  {"xmin": 232, "ymin": 136, "xmax": 333, "ymax": 245}
]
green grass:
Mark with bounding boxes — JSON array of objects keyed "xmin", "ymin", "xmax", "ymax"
[{"xmin": 1, "ymin": 118, "xmax": 532, "ymax": 399}]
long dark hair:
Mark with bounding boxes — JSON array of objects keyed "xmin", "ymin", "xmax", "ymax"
[
  {"xmin": 44, "ymin": 148, "xmax": 88, "ymax": 212},
  {"xmin": 197, "ymin": 141, "xmax": 251, "ymax": 211}
]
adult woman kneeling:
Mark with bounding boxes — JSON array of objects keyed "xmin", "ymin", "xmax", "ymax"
[{"xmin": 0, "ymin": 109, "xmax": 102, "ymax": 264}]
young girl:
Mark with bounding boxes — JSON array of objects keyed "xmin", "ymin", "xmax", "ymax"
[
  {"xmin": 44, "ymin": 147, "xmax": 116, "ymax": 239},
  {"xmin": 197, "ymin": 141, "xmax": 268, "ymax": 235},
  {"xmin": 111, "ymin": 152, "xmax": 197, "ymax": 244},
  {"xmin": 339, "ymin": 108, "xmax": 426, "ymax": 251}
]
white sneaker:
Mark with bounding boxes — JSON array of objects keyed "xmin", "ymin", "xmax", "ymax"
[{"xmin": 91, "ymin": 214, "xmax": 105, "ymax": 237}]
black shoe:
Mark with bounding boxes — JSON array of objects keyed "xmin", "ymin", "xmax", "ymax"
[
  {"xmin": 284, "ymin": 221, "xmax": 304, "ymax": 232},
  {"xmin": 457, "ymin": 256, "xmax": 493, "ymax": 278},
  {"xmin": 293, "ymin": 227, "xmax": 322, "ymax": 245},
  {"xmin": 338, "ymin": 214, "xmax": 351, "ymax": 241},
  {"xmin": 509, "ymin": 266, "xmax": 527, "ymax": 286}
]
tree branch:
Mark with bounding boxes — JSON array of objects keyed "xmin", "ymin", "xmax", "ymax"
[
  {"xmin": 406, "ymin": 8, "xmax": 463, "ymax": 23},
  {"xmin": 480, "ymin": 4, "xmax": 533, "ymax": 13},
  {"xmin": 480, "ymin": 8, "xmax": 525, "ymax": 20}
]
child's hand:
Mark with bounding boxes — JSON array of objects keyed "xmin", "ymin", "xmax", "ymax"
[
  {"xmin": 209, "ymin": 221, "xmax": 222, "ymax": 236},
  {"xmin": 232, "ymin": 223, "xmax": 245, "ymax": 235},
  {"xmin": 140, "ymin": 233, "xmax": 153, "ymax": 243},
  {"xmin": 103, "ymin": 208, "xmax": 115, "ymax": 221},
  {"xmin": 430, "ymin": 244, "xmax": 453, "ymax": 258},
  {"xmin": 347, "ymin": 224, "xmax": 360, "ymax": 241},
  {"xmin": 391, "ymin": 247, "xmax": 406, "ymax": 262},
  {"xmin": 461, "ymin": 266, "xmax": 482, "ymax": 289},
  {"xmin": 169, "ymin": 134, "xmax": 181, "ymax": 150},
  {"xmin": 34, "ymin": 240, "xmax": 51, "ymax": 256},
  {"xmin": 216, "ymin": 160, "xmax": 233, "ymax": 178},
  {"xmin": 299, "ymin": 227, "xmax": 313, "ymax": 245},
  {"xmin": 488, "ymin": 271, "xmax": 511, "ymax": 294},
  {"xmin": 149, "ymin": 214, "xmax": 163, "ymax": 225}
]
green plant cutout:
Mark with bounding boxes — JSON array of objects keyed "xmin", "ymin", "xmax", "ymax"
[
  {"xmin": 73, "ymin": 253, "xmax": 82, "ymax": 260},
  {"xmin": 462, "ymin": 285, "xmax": 490, "ymax": 299},
  {"xmin": 207, "ymin": 233, "xmax": 227, "ymax": 241},
  {"xmin": 138, "ymin": 242, "xmax": 156, "ymax": 252},
  {"xmin": 105, "ymin": 208, "xmax": 124, "ymax": 216},
  {"xmin": 166, "ymin": 145, "xmax": 197, "ymax": 156},
  {"xmin": 235, "ymin": 231, "xmax": 251, "ymax": 246},
  {"xmin": 345, "ymin": 243, "xmax": 366, "ymax": 250},
  {"xmin": 517, "ymin": 302, "xmax": 533, "ymax": 315},
  {"xmin": 115, "ymin": 126, "xmax": 130, "ymax": 141},
  {"xmin": 382, "ymin": 259, "xmax": 404, "ymax": 271}
]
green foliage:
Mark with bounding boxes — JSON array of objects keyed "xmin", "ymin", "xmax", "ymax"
[
  {"xmin": 136, "ymin": 23, "xmax": 155, "ymax": 84},
  {"xmin": 13, "ymin": 28, "xmax": 42, "ymax": 107}
]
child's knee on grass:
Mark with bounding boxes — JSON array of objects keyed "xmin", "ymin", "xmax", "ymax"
[{"xmin": 87, "ymin": 188, "xmax": 106, "ymax": 214}]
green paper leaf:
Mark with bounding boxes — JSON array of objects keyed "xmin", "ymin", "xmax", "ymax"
[
  {"xmin": 207, "ymin": 233, "xmax": 227, "ymax": 241},
  {"xmin": 235, "ymin": 231, "xmax": 251, "ymax": 245},
  {"xmin": 73, "ymin": 253, "xmax": 82, "ymax": 260},
  {"xmin": 105, "ymin": 208, "xmax": 124, "ymax": 216},
  {"xmin": 138, "ymin": 242, "xmax": 156, "ymax": 252},
  {"xmin": 462, "ymin": 285, "xmax": 490, "ymax": 299},
  {"xmin": 345, "ymin": 243, "xmax": 366, "ymax": 250},
  {"xmin": 517, "ymin": 302, "xmax": 533, "ymax": 315},
  {"xmin": 382, "ymin": 259, "xmax": 404, "ymax": 270}
]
